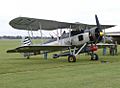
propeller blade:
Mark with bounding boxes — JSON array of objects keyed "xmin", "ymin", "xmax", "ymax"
[
  {"xmin": 95, "ymin": 14, "xmax": 101, "ymax": 31},
  {"xmin": 95, "ymin": 15, "xmax": 103, "ymax": 44}
]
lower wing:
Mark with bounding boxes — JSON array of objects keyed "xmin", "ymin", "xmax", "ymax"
[
  {"xmin": 7, "ymin": 45, "xmax": 71, "ymax": 53},
  {"xmin": 96, "ymin": 43, "xmax": 116, "ymax": 48}
]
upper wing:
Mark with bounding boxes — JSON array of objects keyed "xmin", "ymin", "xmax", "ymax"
[
  {"xmin": 9, "ymin": 17, "xmax": 115, "ymax": 31},
  {"xmin": 7, "ymin": 45, "xmax": 71, "ymax": 53}
]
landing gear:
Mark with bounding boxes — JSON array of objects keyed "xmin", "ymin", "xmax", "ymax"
[
  {"xmin": 68, "ymin": 55, "xmax": 76, "ymax": 62},
  {"xmin": 90, "ymin": 53, "xmax": 99, "ymax": 61},
  {"xmin": 67, "ymin": 43, "xmax": 87, "ymax": 62}
]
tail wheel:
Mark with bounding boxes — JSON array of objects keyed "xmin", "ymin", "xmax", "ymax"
[
  {"xmin": 91, "ymin": 53, "xmax": 99, "ymax": 60},
  {"xmin": 68, "ymin": 55, "xmax": 76, "ymax": 62}
]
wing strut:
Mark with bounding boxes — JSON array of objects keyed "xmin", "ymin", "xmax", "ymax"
[
  {"xmin": 29, "ymin": 26, "xmax": 34, "ymax": 38},
  {"xmin": 75, "ymin": 43, "xmax": 87, "ymax": 56},
  {"xmin": 69, "ymin": 25, "xmax": 72, "ymax": 45},
  {"xmin": 27, "ymin": 26, "xmax": 33, "ymax": 44},
  {"xmin": 27, "ymin": 26, "xmax": 30, "ymax": 38},
  {"xmin": 57, "ymin": 29, "xmax": 59, "ymax": 42},
  {"xmin": 60, "ymin": 29, "xmax": 62, "ymax": 45},
  {"xmin": 39, "ymin": 22, "xmax": 43, "ymax": 45}
]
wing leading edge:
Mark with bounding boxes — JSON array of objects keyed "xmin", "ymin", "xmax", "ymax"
[
  {"xmin": 7, "ymin": 45, "xmax": 71, "ymax": 53},
  {"xmin": 9, "ymin": 17, "xmax": 115, "ymax": 31}
]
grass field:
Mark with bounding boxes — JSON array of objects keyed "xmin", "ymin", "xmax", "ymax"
[{"xmin": 0, "ymin": 39, "xmax": 120, "ymax": 88}]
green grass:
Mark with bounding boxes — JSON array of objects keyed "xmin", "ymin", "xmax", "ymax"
[{"xmin": 0, "ymin": 39, "xmax": 120, "ymax": 88}]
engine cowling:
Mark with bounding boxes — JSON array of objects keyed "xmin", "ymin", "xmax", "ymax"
[{"xmin": 88, "ymin": 27, "xmax": 103, "ymax": 43}]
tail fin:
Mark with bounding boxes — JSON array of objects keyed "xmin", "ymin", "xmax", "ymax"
[{"xmin": 21, "ymin": 36, "xmax": 32, "ymax": 46}]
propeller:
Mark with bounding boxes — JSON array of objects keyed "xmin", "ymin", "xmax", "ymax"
[
  {"xmin": 95, "ymin": 15, "xmax": 101, "ymax": 31},
  {"xmin": 94, "ymin": 14, "xmax": 104, "ymax": 44},
  {"xmin": 88, "ymin": 15, "xmax": 104, "ymax": 44},
  {"xmin": 87, "ymin": 15, "xmax": 104, "ymax": 53}
]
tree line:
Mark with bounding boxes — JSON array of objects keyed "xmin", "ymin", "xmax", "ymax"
[{"xmin": 0, "ymin": 36, "xmax": 51, "ymax": 39}]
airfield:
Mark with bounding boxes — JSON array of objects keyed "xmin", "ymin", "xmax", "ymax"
[{"xmin": 0, "ymin": 39, "xmax": 120, "ymax": 88}]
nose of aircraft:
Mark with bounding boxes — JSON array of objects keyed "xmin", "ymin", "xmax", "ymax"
[{"xmin": 100, "ymin": 31, "xmax": 104, "ymax": 37}]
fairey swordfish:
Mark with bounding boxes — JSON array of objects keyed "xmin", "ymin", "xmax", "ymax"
[{"xmin": 7, "ymin": 15, "xmax": 115, "ymax": 62}]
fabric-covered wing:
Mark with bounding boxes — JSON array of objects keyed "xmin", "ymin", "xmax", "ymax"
[
  {"xmin": 9, "ymin": 17, "xmax": 115, "ymax": 31},
  {"xmin": 9, "ymin": 17, "xmax": 75, "ymax": 31},
  {"xmin": 7, "ymin": 45, "xmax": 71, "ymax": 53}
]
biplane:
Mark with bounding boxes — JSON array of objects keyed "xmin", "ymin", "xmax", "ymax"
[{"xmin": 7, "ymin": 15, "xmax": 115, "ymax": 62}]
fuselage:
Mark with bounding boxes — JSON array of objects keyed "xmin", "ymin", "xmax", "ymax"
[{"xmin": 43, "ymin": 32, "xmax": 90, "ymax": 46}]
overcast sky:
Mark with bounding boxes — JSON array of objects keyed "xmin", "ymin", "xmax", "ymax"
[{"xmin": 0, "ymin": 0, "xmax": 120, "ymax": 36}]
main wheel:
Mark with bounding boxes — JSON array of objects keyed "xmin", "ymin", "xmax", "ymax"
[
  {"xmin": 68, "ymin": 55, "xmax": 76, "ymax": 62},
  {"xmin": 91, "ymin": 53, "xmax": 99, "ymax": 60}
]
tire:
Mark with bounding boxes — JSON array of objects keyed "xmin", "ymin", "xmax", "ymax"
[
  {"xmin": 91, "ymin": 53, "xmax": 99, "ymax": 61},
  {"xmin": 68, "ymin": 55, "xmax": 76, "ymax": 62}
]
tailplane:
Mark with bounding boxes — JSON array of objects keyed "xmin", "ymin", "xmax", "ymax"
[{"xmin": 21, "ymin": 36, "xmax": 32, "ymax": 46}]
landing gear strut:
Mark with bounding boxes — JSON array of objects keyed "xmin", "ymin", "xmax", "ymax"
[
  {"xmin": 90, "ymin": 53, "xmax": 99, "ymax": 60},
  {"xmin": 67, "ymin": 43, "xmax": 87, "ymax": 62},
  {"xmin": 68, "ymin": 55, "xmax": 76, "ymax": 62}
]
